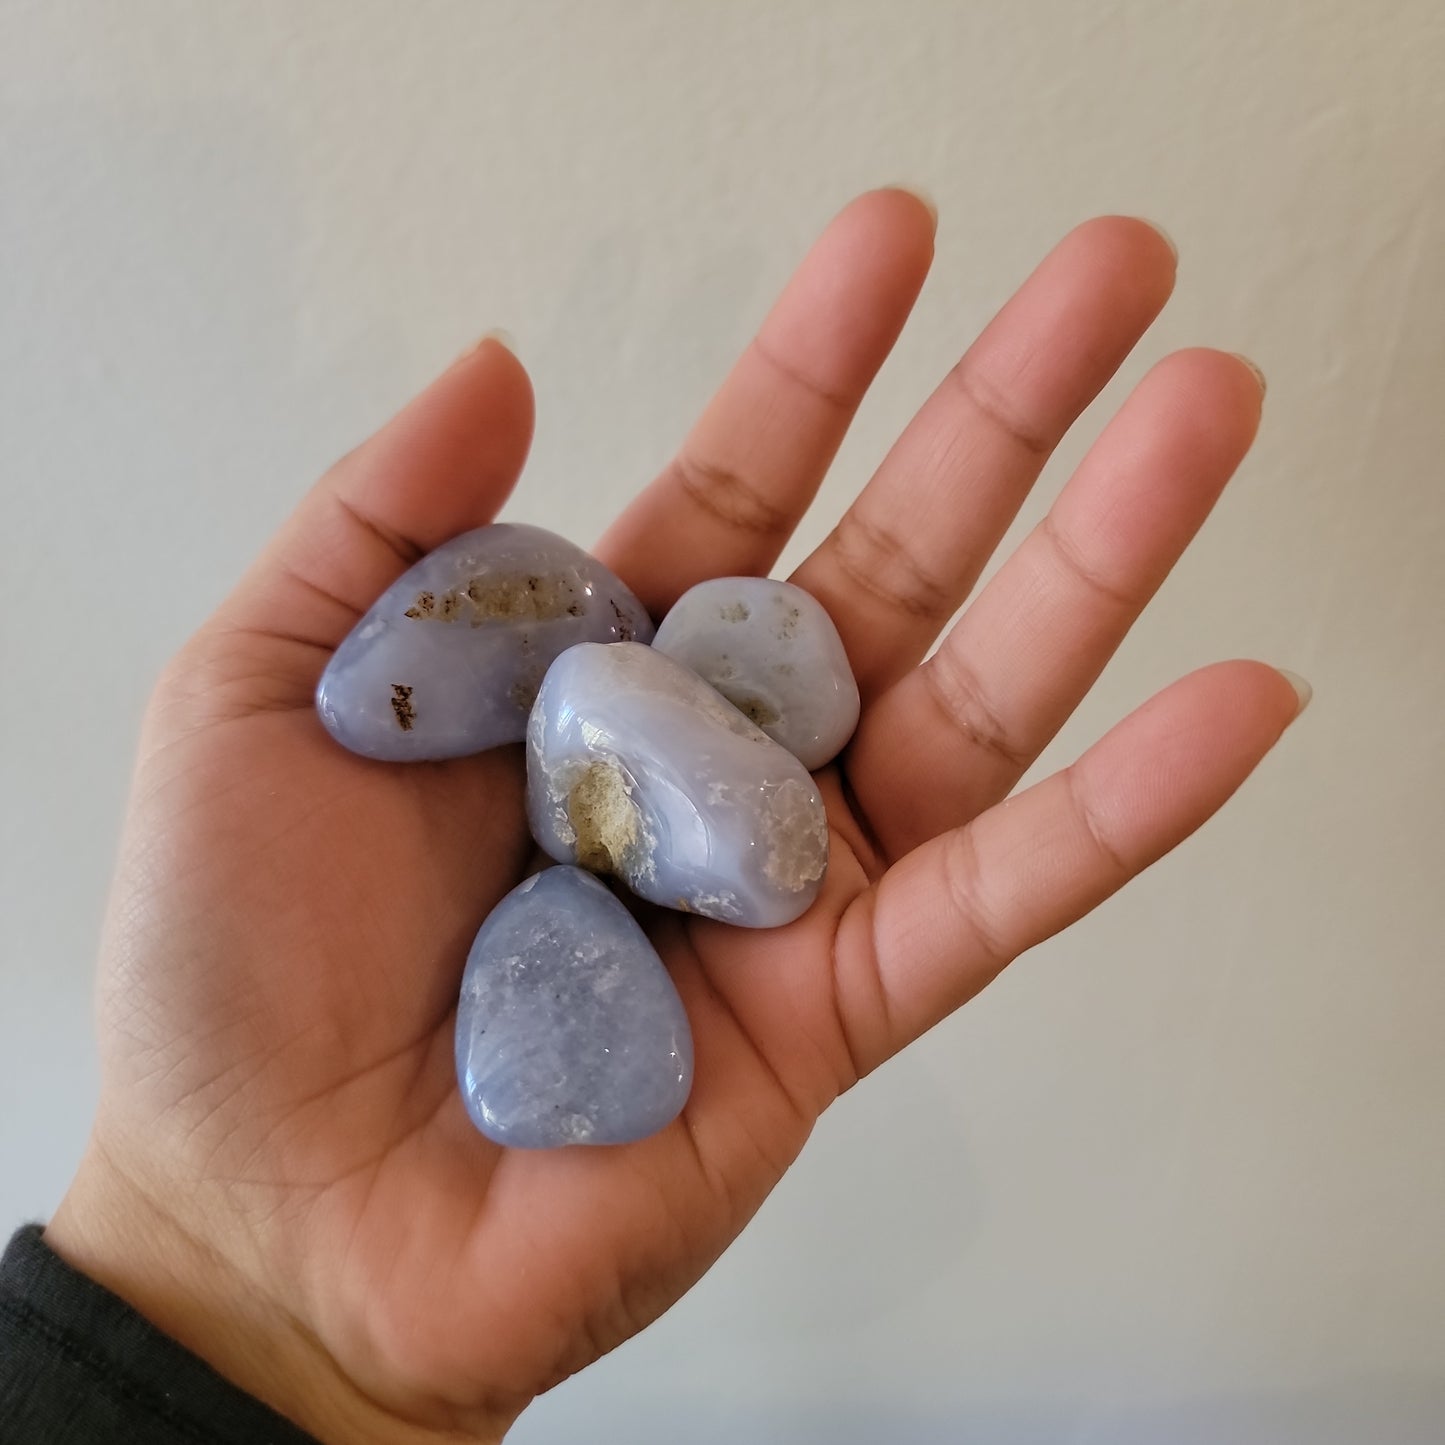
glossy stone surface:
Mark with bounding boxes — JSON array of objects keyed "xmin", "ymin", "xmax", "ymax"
[
  {"xmin": 316, "ymin": 524, "xmax": 653, "ymax": 761},
  {"xmin": 652, "ymin": 577, "xmax": 859, "ymax": 769},
  {"xmin": 455, "ymin": 867, "xmax": 692, "ymax": 1149},
  {"xmin": 528, "ymin": 643, "xmax": 830, "ymax": 928}
]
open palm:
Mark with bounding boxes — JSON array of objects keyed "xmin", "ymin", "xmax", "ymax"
[{"xmin": 52, "ymin": 191, "xmax": 1301, "ymax": 1445}]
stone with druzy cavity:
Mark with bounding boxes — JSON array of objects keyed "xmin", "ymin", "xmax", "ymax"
[
  {"xmin": 315, "ymin": 524, "xmax": 653, "ymax": 761},
  {"xmin": 454, "ymin": 866, "xmax": 693, "ymax": 1149},
  {"xmin": 527, "ymin": 642, "xmax": 830, "ymax": 928},
  {"xmin": 652, "ymin": 577, "xmax": 860, "ymax": 771}
]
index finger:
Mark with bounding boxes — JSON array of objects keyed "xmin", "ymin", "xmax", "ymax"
[{"xmin": 595, "ymin": 187, "xmax": 936, "ymax": 616}]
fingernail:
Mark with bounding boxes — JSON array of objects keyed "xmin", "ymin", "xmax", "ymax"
[
  {"xmin": 1276, "ymin": 668, "xmax": 1313, "ymax": 718},
  {"xmin": 478, "ymin": 327, "xmax": 516, "ymax": 356},
  {"xmin": 1232, "ymin": 353, "xmax": 1267, "ymax": 397},
  {"xmin": 891, "ymin": 184, "xmax": 939, "ymax": 230},
  {"xmin": 1139, "ymin": 218, "xmax": 1178, "ymax": 262},
  {"xmin": 457, "ymin": 328, "xmax": 516, "ymax": 365}
]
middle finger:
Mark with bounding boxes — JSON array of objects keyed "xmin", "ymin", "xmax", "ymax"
[{"xmin": 791, "ymin": 216, "xmax": 1177, "ymax": 699}]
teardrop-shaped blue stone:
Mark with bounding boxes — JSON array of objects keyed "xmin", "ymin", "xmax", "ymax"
[{"xmin": 455, "ymin": 867, "xmax": 693, "ymax": 1148}]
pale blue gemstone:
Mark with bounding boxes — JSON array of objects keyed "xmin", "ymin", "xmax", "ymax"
[
  {"xmin": 455, "ymin": 867, "xmax": 692, "ymax": 1149},
  {"xmin": 527, "ymin": 643, "xmax": 830, "ymax": 928},
  {"xmin": 316, "ymin": 524, "xmax": 653, "ymax": 761},
  {"xmin": 652, "ymin": 577, "xmax": 860, "ymax": 770}
]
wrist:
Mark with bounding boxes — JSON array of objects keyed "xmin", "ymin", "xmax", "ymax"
[{"xmin": 47, "ymin": 1139, "xmax": 510, "ymax": 1445}]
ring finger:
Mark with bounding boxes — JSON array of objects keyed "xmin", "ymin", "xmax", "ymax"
[{"xmin": 847, "ymin": 348, "xmax": 1265, "ymax": 860}]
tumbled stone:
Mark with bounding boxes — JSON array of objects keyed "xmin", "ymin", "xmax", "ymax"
[
  {"xmin": 527, "ymin": 642, "xmax": 830, "ymax": 928},
  {"xmin": 651, "ymin": 577, "xmax": 860, "ymax": 769},
  {"xmin": 315, "ymin": 524, "xmax": 653, "ymax": 761},
  {"xmin": 454, "ymin": 866, "xmax": 692, "ymax": 1149}
]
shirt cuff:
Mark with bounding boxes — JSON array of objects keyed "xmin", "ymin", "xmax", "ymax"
[{"xmin": 1, "ymin": 1223, "xmax": 321, "ymax": 1444}]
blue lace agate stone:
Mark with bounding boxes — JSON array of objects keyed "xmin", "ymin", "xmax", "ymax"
[
  {"xmin": 455, "ymin": 866, "xmax": 692, "ymax": 1148},
  {"xmin": 527, "ymin": 643, "xmax": 829, "ymax": 928},
  {"xmin": 652, "ymin": 577, "xmax": 860, "ymax": 770},
  {"xmin": 316, "ymin": 524, "xmax": 652, "ymax": 761}
]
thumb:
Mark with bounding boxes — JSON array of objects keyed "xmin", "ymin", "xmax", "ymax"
[{"xmin": 177, "ymin": 336, "xmax": 535, "ymax": 715}]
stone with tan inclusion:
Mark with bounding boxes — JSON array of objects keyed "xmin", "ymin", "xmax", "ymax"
[
  {"xmin": 527, "ymin": 643, "xmax": 829, "ymax": 928},
  {"xmin": 315, "ymin": 524, "xmax": 652, "ymax": 760}
]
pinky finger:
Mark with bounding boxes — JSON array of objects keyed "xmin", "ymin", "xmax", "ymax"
[{"xmin": 842, "ymin": 661, "xmax": 1310, "ymax": 1068}]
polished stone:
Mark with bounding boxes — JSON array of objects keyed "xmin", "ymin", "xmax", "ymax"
[
  {"xmin": 316, "ymin": 524, "xmax": 653, "ymax": 760},
  {"xmin": 527, "ymin": 643, "xmax": 830, "ymax": 928},
  {"xmin": 652, "ymin": 576, "xmax": 860, "ymax": 769},
  {"xmin": 455, "ymin": 866, "xmax": 692, "ymax": 1149}
]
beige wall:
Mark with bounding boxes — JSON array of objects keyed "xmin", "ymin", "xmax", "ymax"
[{"xmin": 3, "ymin": 2, "xmax": 1442, "ymax": 1439}]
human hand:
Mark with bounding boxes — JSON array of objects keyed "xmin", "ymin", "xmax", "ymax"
[{"xmin": 47, "ymin": 189, "xmax": 1304, "ymax": 1444}]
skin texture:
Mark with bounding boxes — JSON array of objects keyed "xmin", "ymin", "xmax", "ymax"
[{"xmin": 46, "ymin": 190, "xmax": 1305, "ymax": 1445}]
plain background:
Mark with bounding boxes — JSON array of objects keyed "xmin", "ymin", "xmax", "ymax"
[{"xmin": 3, "ymin": 2, "xmax": 1443, "ymax": 1441}]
